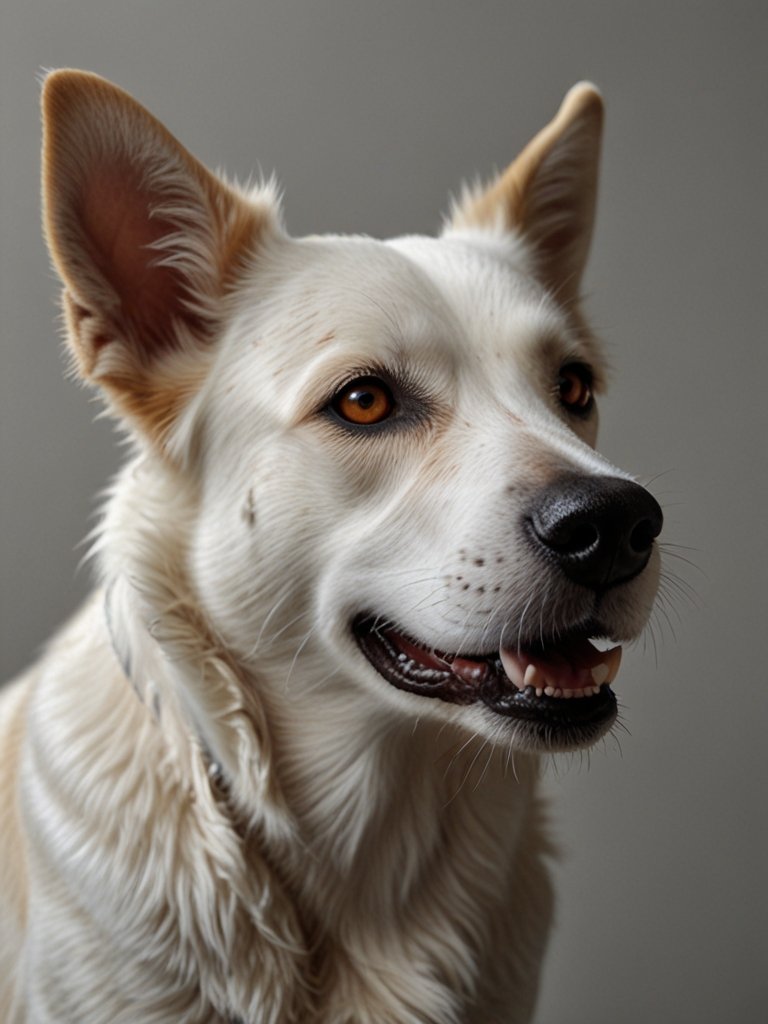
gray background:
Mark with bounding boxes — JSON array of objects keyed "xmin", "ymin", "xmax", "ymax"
[{"xmin": 1, "ymin": 1, "xmax": 765, "ymax": 1021}]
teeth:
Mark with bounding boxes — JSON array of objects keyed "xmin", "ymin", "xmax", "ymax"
[{"xmin": 501, "ymin": 643, "xmax": 622, "ymax": 700}]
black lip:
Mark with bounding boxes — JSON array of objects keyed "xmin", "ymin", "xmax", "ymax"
[
  {"xmin": 478, "ymin": 673, "xmax": 617, "ymax": 748},
  {"xmin": 353, "ymin": 615, "xmax": 618, "ymax": 750}
]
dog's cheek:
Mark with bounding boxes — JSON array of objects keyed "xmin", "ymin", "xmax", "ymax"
[{"xmin": 189, "ymin": 440, "xmax": 353, "ymax": 657}]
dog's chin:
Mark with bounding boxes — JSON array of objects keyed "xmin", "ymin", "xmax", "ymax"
[{"xmin": 352, "ymin": 614, "xmax": 626, "ymax": 752}]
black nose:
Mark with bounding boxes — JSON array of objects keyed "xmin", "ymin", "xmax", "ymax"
[{"xmin": 527, "ymin": 473, "xmax": 663, "ymax": 590}]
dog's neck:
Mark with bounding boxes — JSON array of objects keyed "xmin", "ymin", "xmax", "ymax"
[{"xmin": 269, "ymin": 689, "xmax": 539, "ymax": 916}]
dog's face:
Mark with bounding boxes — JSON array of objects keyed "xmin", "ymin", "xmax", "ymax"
[{"xmin": 42, "ymin": 72, "xmax": 661, "ymax": 755}]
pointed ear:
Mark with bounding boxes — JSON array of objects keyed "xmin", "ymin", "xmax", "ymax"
[
  {"xmin": 42, "ymin": 70, "xmax": 278, "ymax": 442},
  {"xmin": 449, "ymin": 83, "xmax": 603, "ymax": 305}
]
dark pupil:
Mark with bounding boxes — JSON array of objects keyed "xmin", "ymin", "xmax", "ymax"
[
  {"xmin": 354, "ymin": 390, "xmax": 375, "ymax": 409},
  {"xmin": 561, "ymin": 375, "xmax": 580, "ymax": 400}
]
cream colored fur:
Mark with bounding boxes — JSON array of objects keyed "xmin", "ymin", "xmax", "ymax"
[{"xmin": 0, "ymin": 72, "xmax": 659, "ymax": 1022}]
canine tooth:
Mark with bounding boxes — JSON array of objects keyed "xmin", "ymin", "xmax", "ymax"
[
  {"xmin": 591, "ymin": 663, "xmax": 610, "ymax": 686},
  {"xmin": 499, "ymin": 648, "xmax": 525, "ymax": 690},
  {"xmin": 605, "ymin": 645, "xmax": 623, "ymax": 683},
  {"xmin": 590, "ymin": 645, "xmax": 623, "ymax": 686},
  {"xmin": 524, "ymin": 664, "xmax": 543, "ymax": 690}
]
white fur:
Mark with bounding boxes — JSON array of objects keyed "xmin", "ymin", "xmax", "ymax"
[{"xmin": 0, "ymin": 74, "xmax": 659, "ymax": 1022}]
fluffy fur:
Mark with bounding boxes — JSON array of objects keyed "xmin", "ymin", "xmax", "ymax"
[{"xmin": 0, "ymin": 72, "xmax": 660, "ymax": 1022}]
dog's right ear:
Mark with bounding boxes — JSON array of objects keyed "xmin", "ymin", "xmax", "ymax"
[
  {"xmin": 42, "ymin": 70, "xmax": 279, "ymax": 444},
  {"xmin": 448, "ymin": 83, "xmax": 603, "ymax": 307}
]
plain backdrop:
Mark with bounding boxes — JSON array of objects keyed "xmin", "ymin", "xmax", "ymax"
[{"xmin": 1, "ymin": 2, "xmax": 765, "ymax": 1022}]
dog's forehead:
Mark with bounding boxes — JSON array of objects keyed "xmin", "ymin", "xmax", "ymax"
[
  {"xmin": 237, "ymin": 232, "xmax": 564, "ymax": 371},
  {"xmin": 393, "ymin": 233, "xmax": 566, "ymax": 369},
  {"xmin": 386, "ymin": 231, "xmax": 556, "ymax": 341}
]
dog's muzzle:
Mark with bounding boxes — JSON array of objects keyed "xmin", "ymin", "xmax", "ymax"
[{"xmin": 352, "ymin": 472, "xmax": 662, "ymax": 752}]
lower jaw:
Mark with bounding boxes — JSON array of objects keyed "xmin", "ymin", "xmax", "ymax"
[
  {"xmin": 353, "ymin": 616, "xmax": 618, "ymax": 752},
  {"xmin": 479, "ymin": 676, "xmax": 617, "ymax": 750}
]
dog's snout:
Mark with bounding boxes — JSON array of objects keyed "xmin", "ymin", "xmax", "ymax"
[{"xmin": 527, "ymin": 473, "xmax": 663, "ymax": 590}]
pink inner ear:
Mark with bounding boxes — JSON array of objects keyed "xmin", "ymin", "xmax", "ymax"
[{"xmin": 80, "ymin": 165, "xmax": 184, "ymax": 347}]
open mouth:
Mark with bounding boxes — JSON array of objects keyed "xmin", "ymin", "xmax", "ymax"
[{"xmin": 353, "ymin": 615, "xmax": 621, "ymax": 749}]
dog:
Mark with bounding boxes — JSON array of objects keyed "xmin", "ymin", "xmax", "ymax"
[{"xmin": 0, "ymin": 71, "xmax": 662, "ymax": 1023}]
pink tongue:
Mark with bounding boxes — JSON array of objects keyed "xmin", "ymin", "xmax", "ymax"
[
  {"xmin": 501, "ymin": 636, "xmax": 622, "ymax": 691},
  {"xmin": 450, "ymin": 657, "xmax": 490, "ymax": 685}
]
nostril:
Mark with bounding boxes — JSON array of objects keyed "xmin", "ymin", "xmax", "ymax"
[
  {"xmin": 554, "ymin": 521, "xmax": 599, "ymax": 555},
  {"xmin": 629, "ymin": 517, "xmax": 659, "ymax": 554}
]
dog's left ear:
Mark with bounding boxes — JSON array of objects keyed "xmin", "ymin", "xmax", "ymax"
[
  {"xmin": 449, "ymin": 83, "xmax": 603, "ymax": 305},
  {"xmin": 42, "ymin": 70, "xmax": 278, "ymax": 444}
]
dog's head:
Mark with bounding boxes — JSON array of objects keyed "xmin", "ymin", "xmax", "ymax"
[{"xmin": 43, "ymin": 71, "xmax": 661, "ymax": 755}]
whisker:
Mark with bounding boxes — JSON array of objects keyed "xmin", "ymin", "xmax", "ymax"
[
  {"xmin": 374, "ymin": 564, "xmax": 445, "ymax": 580},
  {"xmin": 516, "ymin": 591, "xmax": 538, "ymax": 653},
  {"xmin": 457, "ymin": 737, "xmax": 492, "ymax": 798},
  {"xmin": 261, "ymin": 605, "xmax": 312, "ymax": 649},
  {"xmin": 659, "ymin": 541, "xmax": 701, "ymax": 554},
  {"xmin": 648, "ymin": 616, "xmax": 661, "ymax": 667},
  {"xmin": 639, "ymin": 468, "xmax": 677, "ymax": 490},
  {"xmin": 246, "ymin": 581, "xmax": 297, "ymax": 658},
  {"xmin": 652, "ymin": 600, "xmax": 679, "ymax": 644},
  {"xmin": 298, "ymin": 665, "xmax": 341, "ymax": 697},
  {"xmin": 283, "ymin": 626, "xmax": 317, "ymax": 692},
  {"xmin": 658, "ymin": 570, "xmax": 701, "ymax": 608},
  {"xmin": 503, "ymin": 740, "xmax": 520, "ymax": 782},
  {"xmin": 659, "ymin": 546, "xmax": 706, "ymax": 577},
  {"xmin": 443, "ymin": 732, "xmax": 481, "ymax": 791}
]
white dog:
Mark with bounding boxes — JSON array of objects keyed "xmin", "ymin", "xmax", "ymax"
[{"xmin": 0, "ymin": 71, "xmax": 662, "ymax": 1023}]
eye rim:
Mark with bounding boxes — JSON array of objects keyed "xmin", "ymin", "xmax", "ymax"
[
  {"xmin": 557, "ymin": 362, "xmax": 595, "ymax": 416},
  {"xmin": 331, "ymin": 375, "xmax": 396, "ymax": 427}
]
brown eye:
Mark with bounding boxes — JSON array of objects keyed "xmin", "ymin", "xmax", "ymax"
[
  {"xmin": 558, "ymin": 364, "xmax": 594, "ymax": 413},
  {"xmin": 333, "ymin": 377, "xmax": 394, "ymax": 425}
]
